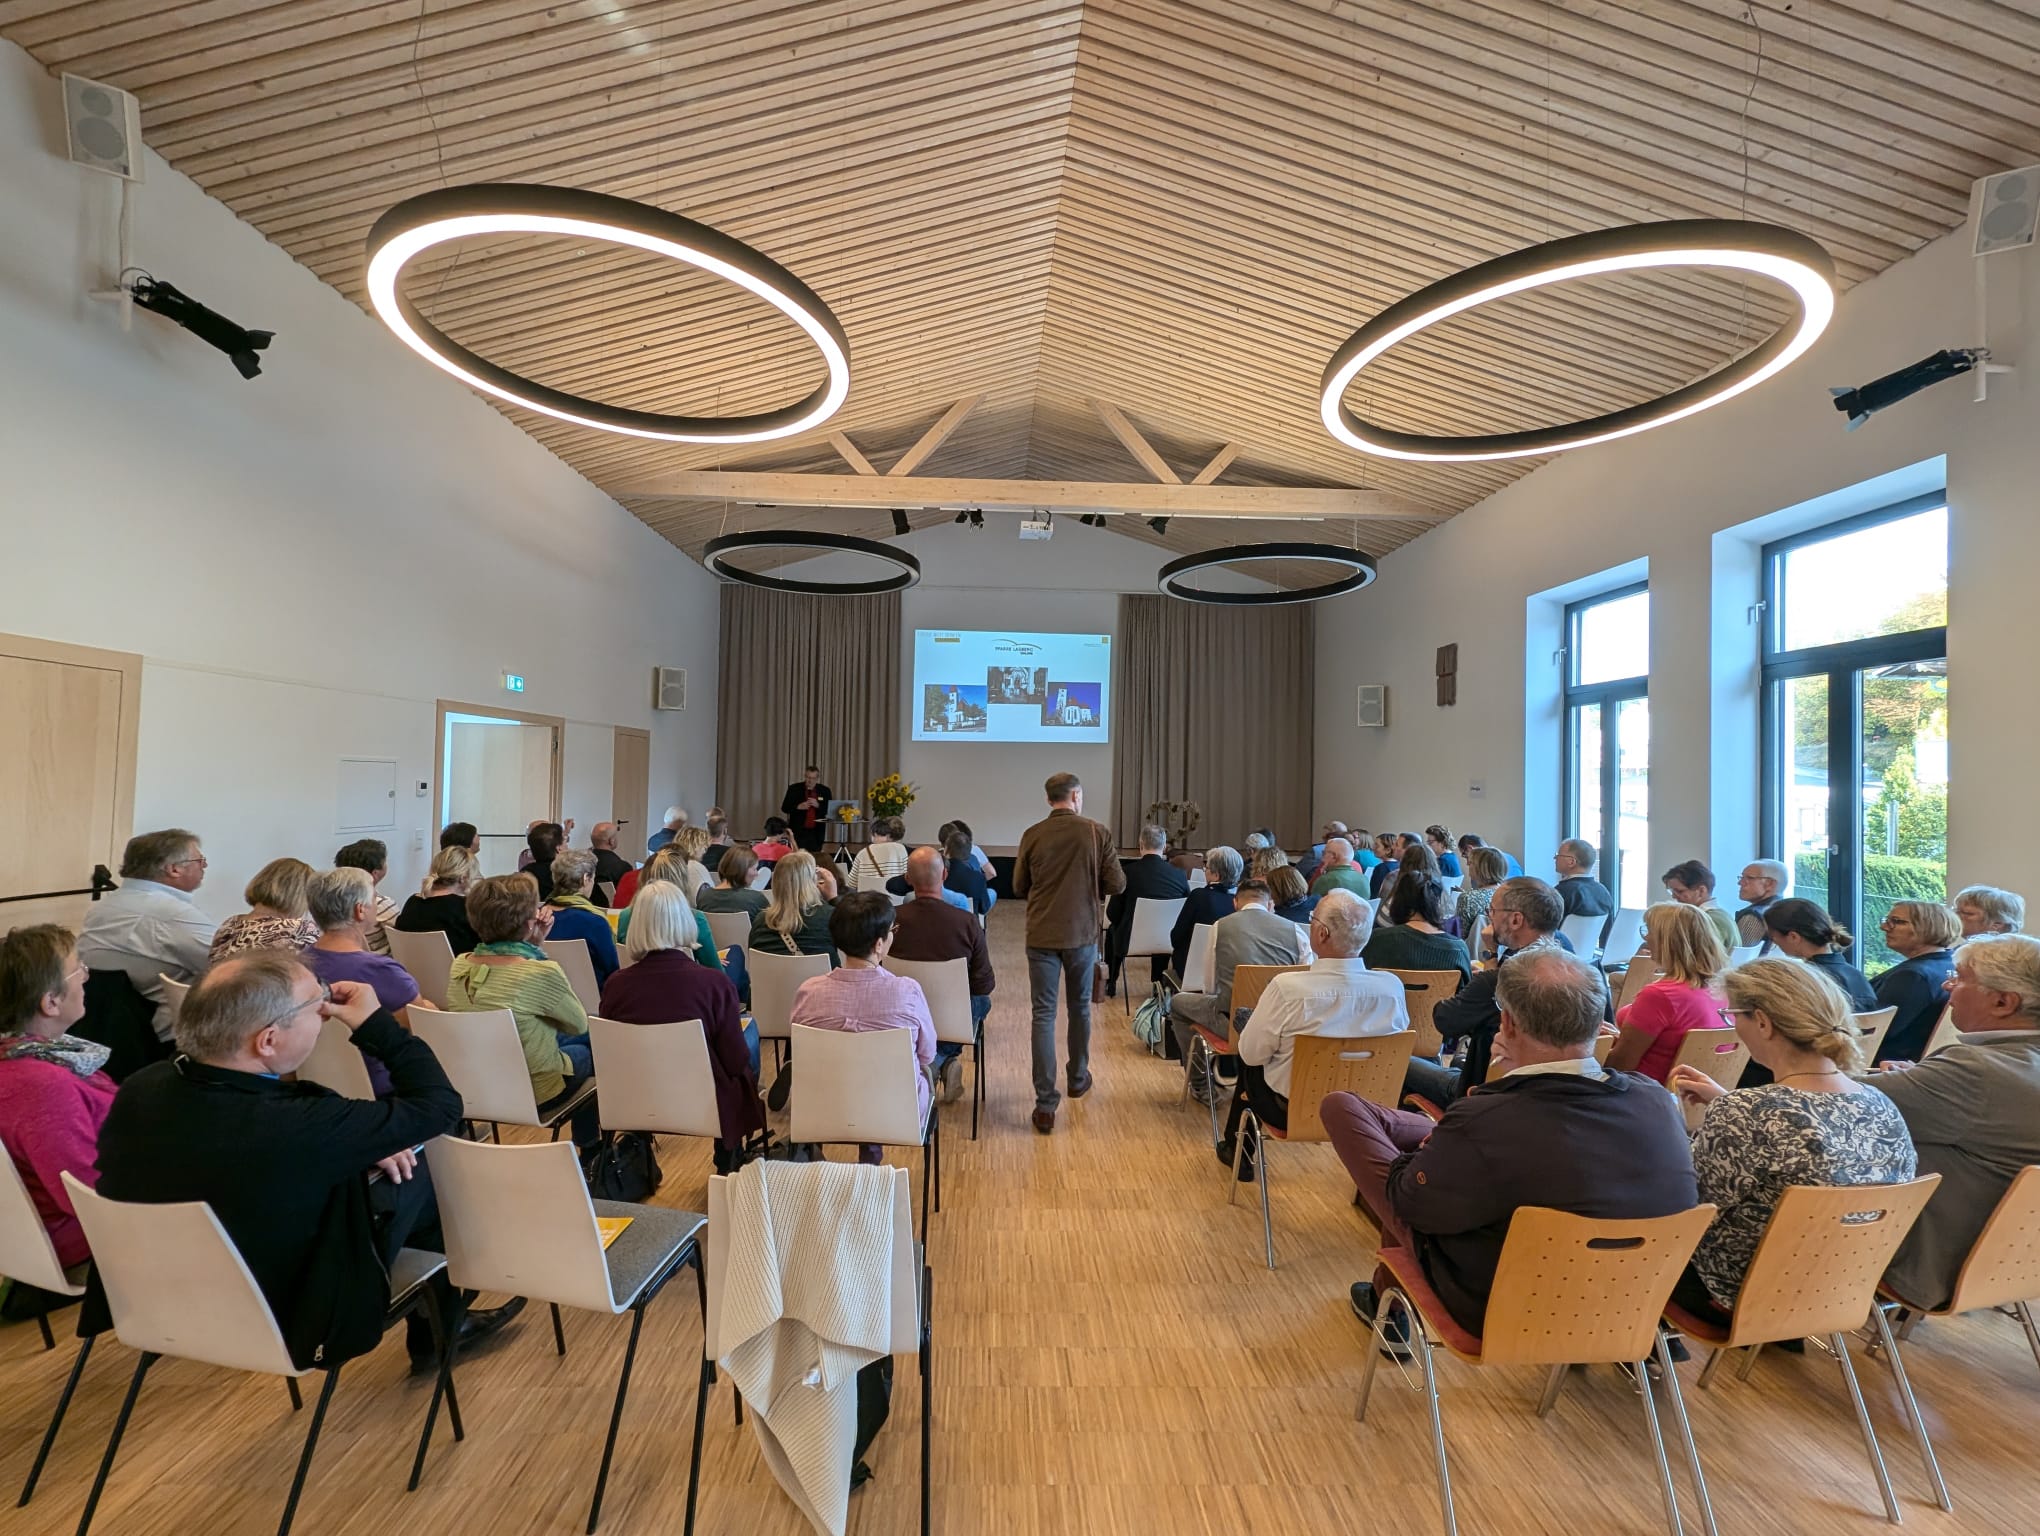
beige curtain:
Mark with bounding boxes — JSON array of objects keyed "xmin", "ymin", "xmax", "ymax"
[
  {"xmin": 1112, "ymin": 595, "xmax": 1315, "ymax": 851},
  {"xmin": 715, "ymin": 586, "xmax": 902, "ymax": 837}
]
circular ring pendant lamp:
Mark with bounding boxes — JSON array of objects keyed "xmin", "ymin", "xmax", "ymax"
[
  {"xmin": 702, "ymin": 531, "xmax": 921, "ymax": 595},
  {"xmin": 1319, "ymin": 220, "xmax": 1835, "ymax": 462},
  {"xmin": 365, "ymin": 183, "xmax": 849, "ymax": 444},
  {"xmin": 1158, "ymin": 542, "xmax": 1377, "ymax": 605}
]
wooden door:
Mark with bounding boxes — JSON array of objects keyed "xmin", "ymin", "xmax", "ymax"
[
  {"xmin": 0, "ymin": 634, "xmax": 142, "ymax": 932},
  {"xmin": 612, "ymin": 727, "xmax": 651, "ymax": 851}
]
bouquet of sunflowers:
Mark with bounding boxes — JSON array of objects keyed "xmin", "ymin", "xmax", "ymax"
[{"xmin": 867, "ymin": 772, "xmax": 917, "ymax": 819}]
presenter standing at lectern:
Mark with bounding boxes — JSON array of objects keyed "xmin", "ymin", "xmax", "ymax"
[{"xmin": 781, "ymin": 765, "xmax": 832, "ymax": 855}]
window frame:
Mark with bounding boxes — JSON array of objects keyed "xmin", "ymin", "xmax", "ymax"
[{"xmin": 1562, "ymin": 581, "xmax": 1650, "ymax": 906}]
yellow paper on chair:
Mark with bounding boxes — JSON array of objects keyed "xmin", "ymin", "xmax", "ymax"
[{"xmin": 596, "ymin": 1215, "xmax": 633, "ymax": 1250}]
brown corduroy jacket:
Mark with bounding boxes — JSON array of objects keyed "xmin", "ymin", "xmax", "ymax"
[{"xmin": 1011, "ymin": 806, "xmax": 1125, "ymax": 950}]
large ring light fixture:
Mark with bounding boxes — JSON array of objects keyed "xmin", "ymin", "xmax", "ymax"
[
  {"xmin": 1319, "ymin": 220, "xmax": 1835, "ymax": 462},
  {"xmin": 1158, "ymin": 542, "xmax": 1377, "ymax": 605},
  {"xmin": 702, "ymin": 531, "xmax": 921, "ymax": 595},
  {"xmin": 365, "ymin": 183, "xmax": 849, "ymax": 445}
]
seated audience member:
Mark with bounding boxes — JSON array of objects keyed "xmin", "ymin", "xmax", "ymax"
[
  {"xmin": 1328, "ymin": 947, "xmax": 1696, "ymax": 1337},
  {"xmin": 1366, "ymin": 834, "xmax": 1403, "ymax": 900},
  {"xmin": 1362, "ymin": 872, "xmax": 1471, "ymax": 982},
  {"xmin": 587, "ymin": 822, "xmax": 635, "ymax": 900},
  {"xmin": 617, "ymin": 850, "xmax": 729, "ymax": 973},
  {"xmin": 334, "ymin": 839, "xmax": 402, "ymax": 956},
  {"xmin": 545, "ymin": 849, "xmax": 622, "ymax": 990},
  {"xmin": 448, "ymin": 874, "xmax": 596, "ymax": 1147},
  {"xmin": 941, "ymin": 828, "xmax": 994, "ymax": 914},
  {"xmin": 1552, "ymin": 838, "xmax": 1614, "ymax": 930},
  {"xmin": 1309, "ymin": 837, "xmax": 1369, "ymax": 900},
  {"xmin": 1661, "ymin": 859, "xmax": 1739, "ymax": 952},
  {"xmin": 1871, "ymin": 900, "xmax": 1961, "ymax": 1064},
  {"xmin": 850, "ymin": 816, "xmax": 910, "ymax": 897},
  {"xmin": 1458, "ymin": 833, "xmax": 1522, "ymax": 878},
  {"xmin": 1605, "ymin": 902, "xmax": 1729, "ymax": 1083},
  {"xmin": 1954, "ymin": 885, "xmax": 2025, "ymax": 937},
  {"xmin": 698, "ymin": 846, "xmax": 772, "ymax": 920},
  {"xmin": 1171, "ymin": 845, "xmax": 1244, "ymax": 980},
  {"xmin": 209, "ymin": 858, "xmax": 319, "ymax": 960},
  {"xmin": 396, "ymin": 846, "xmax": 483, "ymax": 955},
  {"xmin": 704, "ymin": 809, "xmax": 733, "ymax": 850},
  {"xmin": 1455, "ymin": 846, "xmax": 1511, "ymax": 957},
  {"xmin": 1348, "ymin": 828, "xmax": 1381, "ymax": 871},
  {"xmin": 0, "ymin": 925, "xmax": 115, "ymax": 1274},
  {"xmin": 1169, "ymin": 879, "xmax": 1305, "ymax": 1061},
  {"xmin": 1734, "ymin": 859, "xmax": 1789, "ymax": 947},
  {"xmin": 753, "ymin": 818, "xmax": 795, "ymax": 866},
  {"xmin": 1299, "ymin": 820, "xmax": 1347, "ymax": 883},
  {"xmin": 1425, "ymin": 825, "xmax": 1461, "ymax": 879},
  {"xmin": 1106, "ymin": 824, "xmax": 1191, "ymax": 995},
  {"xmin": 1222, "ymin": 891, "xmax": 1407, "ymax": 1179},
  {"xmin": 1762, "ymin": 898, "xmax": 1876, "ymax": 1010},
  {"xmin": 673, "ymin": 825, "xmax": 717, "ymax": 903},
  {"xmin": 647, "ymin": 806, "xmax": 687, "ymax": 855},
  {"xmin": 946, "ymin": 819, "xmax": 997, "ymax": 883},
  {"xmin": 523, "ymin": 823, "xmax": 564, "ymax": 902},
  {"xmin": 788, "ymin": 891, "xmax": 937, "ymax": 1159},
  {"xmin": 78, "ymin": 828, "xmax": 219, "ymax": 1042},
  {"xmin": 1873, "ymin": 933, "xmax": 2040, "ymax": 1312},
  {"xmin": 891, "ymin": 847, "xmax": 995, "ymax": 1104},
  {"xmin": 1247, "ymin": 843, "xmax": 1291, "ymax": 882},
  {"xmin": 1267, "ymin": 864, "xmax": 1318, "ymax": 927},
  {"xmin": 1670, "ymin": 958, "xmax": 1916, "ymax": 1317},
  {"xmin": 89, "ymin": 952, "xmax": 520, "ymax": 1369},
  {"xmin": 303, "ymin": 868, "xmax": 421, "ymax": 1097},
  {"xmin": 1405, "ymin": 877, "xmax": 1581, "ymax": 1107},
  {"xmin": 599, "ymin": 884, "xmax": 763, "ymax": 1171},
  {"xmin": 749, "ymin": 850, "xmax": 840, "ymax": 963},
  {"xmin": 438, "ymin": 821, "xmax": 481, "ymax": 856}
]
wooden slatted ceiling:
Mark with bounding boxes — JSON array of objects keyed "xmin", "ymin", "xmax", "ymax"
[{"xmin": 7, "ymin": 0, "xmax": 2040, "ymax": 574}]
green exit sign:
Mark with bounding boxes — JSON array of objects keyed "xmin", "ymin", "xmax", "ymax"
[{"xmin": 502, "ymin": 673, "xmax": 526, "ymax": 694}]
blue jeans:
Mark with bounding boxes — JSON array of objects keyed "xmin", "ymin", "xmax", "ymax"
[
  {"xmin": 742, "ymin": 1017, "xmax": 761, "ymax": 1079},
  {"xmin": 722, "ymin": 945, "xmax": 751, "ymax": 1007},
  {"xmin": 935, "ymin": 994, "xmax": 991, "ymax": 1070},
  {"xmin": 1026, "ymin": 944, "xmax": 1096, "ymax": 1111},
  {"xmin": 551, "ymin": 1034, "xmax": 601, "ymax": 1148}
]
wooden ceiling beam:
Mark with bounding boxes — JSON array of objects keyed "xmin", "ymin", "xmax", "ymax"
[
  {"xmin": 829, "ymin": 432, "xmax": 879, "ymax": 476},
  {"xmin": 1091, "ymin": 398, "xmax": 1180, "ymax": 484},
  {"xmin": 885, "ymin": 394, "xmax": 983, "ymax": 476},
  {"xmin": 1191, "ymin": 443, "xmax": 1240, "ymax": 485}
]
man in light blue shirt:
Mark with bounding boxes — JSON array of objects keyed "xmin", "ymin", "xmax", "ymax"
[{"xmin": 77, "ymin": 828, "xmax": 219, "ymax": 1039}]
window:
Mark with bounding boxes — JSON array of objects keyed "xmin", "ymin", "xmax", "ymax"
[
  {"xmin": 1564, "ymin": 585, "xmax": 1650, "ymax": 908},
  {"xmin": 1762, "ymin": 497, "xmax": 1948, "ymax": 971}
]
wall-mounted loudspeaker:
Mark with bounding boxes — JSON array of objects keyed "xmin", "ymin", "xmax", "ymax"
[
  {"xmin": 62, "ymin": 73, "xmax": 143, "ymax": 181},
  {"xmin": 1974, "ymin": 164, "xmax": 2040, "ymax": 257},
  {"xmin": 653, "ymin": 666, "xmax": 687, "ymax": 711},
  {"xmin": 1357, "ymin": 683, "xmax": 1388, "ymax": 729}
]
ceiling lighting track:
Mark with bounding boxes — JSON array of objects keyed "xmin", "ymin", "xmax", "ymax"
[
  {"xmin": 1157, "ymin": 542, "xmax": 1378, "ymax": 605},
  {"xmin": 702, "ymin": 531, "xmax": 919, "ymax": 595}
]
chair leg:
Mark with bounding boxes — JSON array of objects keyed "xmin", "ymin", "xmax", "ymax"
[
  {"xmin": 921, "ymin": 1264, "xmax": 933, "ymax": 1536},
  {"xmin": 409, "ymin": 1286, "xmax": 461, "ymax": 1493},
  {"xmin": 36, "ymin": 1312, "xmax": 55, "ymax": 1351},
  {"xmin": 1830, "ymin": 1333, "xmax": 1903, "ymax": 1524},
  {"xmin": 287, "ymin": 1377, "xmax": 302, "ymax": 1412},
  {"xmin": 552, "ymin": 1302, "xmax": 568, "ymax": 1357},
  {"xmin": 1535, "ymin": 1363, "xmax": 1570, "ymax": 1419},
  {"xmin": 1870, "ymin": 1305, "xmax": 1951, "ymax": 1512},
  {"xmin": 1695, "ymin": 1348, "xmax": 1725, "ymax": 1390},
  {"xmin": 734, "ymin": 1389, "xmax": 743, "ymax": 1427},
  {"xmin": 682, "ymin": 1356, "xmax": 712, "ymax": 1536},
  {"xmin": 1178, "ymin": 1033, "xmax": 1200, "ymax": 1108},
  {"xmin": 919, "ymin": 1146, "xmax": 930, "ymax": 1239},
  {"xmin": 1205, "ymin": 1047, "xmax": 1221, "ymax": 1149},
  {"xmin": 1254, "ymin": 1119, "xmax": 1274, "ymax": 1270},
  {"xmin": 1407, "ymin": 1300, "xmax": 1458, "ymax": 1536},
  {"xmin": 76, "ymin": 1349, "xmax": 155, "ymax": 1536},
  {"xmin": 932, "ymin": 1110, "xmax": 941, "ymax": 1216},
  {"xmin": 1632, "ymin": 1357, "xmax": 1685, "ymax": 1536},
  {"xmin": 1656, "ymin": 1328, "xmax": 1718, "ymax": 1536},
  {"xmin": 586, "ymin": 1304, "xmax": 647, "ymax": 1535},
  {"xmin": 18, "ymin": 1334, "xmax": 93, "ymax": 1507},
  {"xmin": 276, "ymin": 1367, "xmax": 341, "ymax": 1536},
  {"xmin": 1735, "ymin": 1343, "xmax": 1763, "ymax": 1382}
]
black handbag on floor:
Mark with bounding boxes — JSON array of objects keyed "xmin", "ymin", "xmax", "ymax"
[{"xmin": 585, "ymin": 1132, "xmax": 664, "ymax": 1202}]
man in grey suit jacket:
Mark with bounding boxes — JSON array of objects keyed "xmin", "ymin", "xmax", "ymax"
[
  {"xmin": 1170, "ymin": 879, "xmax": 1307, "ymax": 1058},
  {"xmin": 1875, "ymin": 933, "xmax": 2040, "ymax": 1312}
]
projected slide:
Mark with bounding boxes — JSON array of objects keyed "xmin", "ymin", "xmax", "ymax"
[{"xmin": 912, "ymin": 630, "xmax": 1112, "ymax": 744}]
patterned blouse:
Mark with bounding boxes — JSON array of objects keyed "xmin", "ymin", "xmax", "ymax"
[
  {"xmin": 1455, "ymin": 885, "xmax": 1497, "ymax": 946},
  {"xmin": 1689, "ymin": 1084, "xmax": 1917, "ymax": 1309},
  {"xmin": 208, "ymin": 912, "xmax": 318, "ymax": 961}
]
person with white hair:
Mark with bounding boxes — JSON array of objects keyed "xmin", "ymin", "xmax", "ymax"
[
  {"xmin": 1874, "ymin": 933, "xmax": 2040, "ymax": 1311},
  {"xmin": 76, "ymin": 828, "xmax": 219, "ymax": 1041},
  {"xmin": 1734, "ymin": 858, "xmax": 1791, "ymax": 947},
  {"xmin": 647, "ymin": 805, "xmax": 689, "ymax": 855},
  {"xmin": 1954, "ymin": 885, "xmax": 2025, "ymax": 937},
  {"xmin": 1169, "ymin": 843, "xmax": 1242, "ymax": 981},
  {"xmin": 1220, "ymin": 890, "xmax": 1408, "ymax": 1180},
  {"xmin": 1310, "ymin": 837, "xmax": 1369, "ymax": 899}
]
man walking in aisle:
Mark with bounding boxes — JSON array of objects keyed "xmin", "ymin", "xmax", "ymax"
[{"xmin": 1012, "ymin": 772, "xmax": 1125, "ymax": 1134}]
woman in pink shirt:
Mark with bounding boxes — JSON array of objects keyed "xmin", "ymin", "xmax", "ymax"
[
  {"xmin": 788, "ymin": 891, "xmax": 936, "ymax": 1160},
  {"xmin": 1607, "ymin": 901, "xmax": 1730, "ymax": 1083}
]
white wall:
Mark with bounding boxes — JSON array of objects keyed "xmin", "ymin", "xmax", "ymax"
[
  {"xmin": 0, "ymin": 41, "xmax": 719, "ymax": 913},
  {"xmin": 1314, "ymin": 223, "xmax": 2040, "ymax": 894}
]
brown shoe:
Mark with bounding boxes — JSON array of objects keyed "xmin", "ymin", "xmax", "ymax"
[
  {"xmin": 1068, "ymin": 1072, "xmax": 1094, "ymax": 1099},
  {"xmin": 1032, "ymin": 1108, "xmax": 1056, "ymax": 1134}
]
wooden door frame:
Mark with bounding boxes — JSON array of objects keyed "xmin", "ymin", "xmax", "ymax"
[
  {"xmin": 1, "ymin": 632, "xmax": 143, "ymax": 897},
  {"xmin": 432, "ymin": 700, "xmax": 565, "ymax": 851}
]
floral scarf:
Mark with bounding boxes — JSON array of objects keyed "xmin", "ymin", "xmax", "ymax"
[
  {"xmin": 470, "ymin": 940, "xmax": 548, "ymax": 961},
  {"xmin": 0, "ymin": 1031, "xmax": 111, "ymax": 1078}
]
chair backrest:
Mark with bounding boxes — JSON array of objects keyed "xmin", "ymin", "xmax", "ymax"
[
  {"xmin": 1483, "ymin": 1204, "xmax": 1718, "ymax": 1366},
  {"xmin": 1558, "ymin": 912, "xmax": 1606, "ymax": 959},
  {"xmin": 1126, "ymin": 895, "xmax": 1187, "ymax": 958},
  {"xmin": 1616, "ymin": 959, "xmax": 1664, "ymax": 1013},
  {"xmin": 1727, "ymin": 944, "xmax": 1762, "ymax": 968},
  {"xmin": 885, "ymin": 956, "xmax": 975, "ymax": 1047},
  {"xmin": 1183, "ymin": 923, "xmax": 1216, "ymax": 993},
  {"xmin": 1598, "ymin": 908, "xmax": 1648, "ymax": 971},
  {"xmin": 593, "ymin": 880, "xmax": 616, "ymax": 908},
  {"xmin": 748, "ymin": 866, "xmax": 773, "ymax": 891},
  {"xmin": 61, "ymin": 1174, "xmax": 298, "ymax": 1376},
  {"xmin": 425, "ymin": 1136, "xmax": 620, "ymax": 1313},
  {"xmin": 1945, "ymin": 1164, "xmax": 2040, "ymax": 1316},
  {"xmin": 157, "ymin": 973, "xmax": 190, "ymax": 1024},
  {"xmin": 1725, "ymin": 1177, "xmax": 1943, "ymax": 1347},
  {"xmin": 587, "ymin": 1016, "xmax": 721, "ymax": 1138},
  {"xmin": 1230, "ymin": 963, "xmax": 1307, "ymax": 1020},
  {"xmin": 295, "ymin": 1015, "xmax": 377, "ymax": 1100},
  {"xmin": 1384, "ymin": 968, "xmax": 1463, "ymax": 1058},
  {"xmin": 748, "ymin": 948, "xmax": 832, "ymax": 1041},
  {"xmin": 1921, "ymin": 1004, "xmax": 1960, "ymax": 1058},
  {"xmin": 383, "ymin": 925, "xmax": 455, "ymax": 1009},
  {"xmin": 703, "ymin": 1166, "xmax": 916, "ymax": 1359},
  {"xmin": 409, "ymin": 1008, "xmax": 543, "ymax": 1126},
  {"xmin": 1850, "ymin": 1006, "xmax": 1898, "ymax": 1061},
  {"xmin": 0, "ymin": 1138, "xmax": 84, "ymax": 1295},
  {"xmin": 703, "ymin": 909, "xmax": 753, "ymax": 955},
  {"xmin": 1668, "ymin": 1027, "xmax": 1748, "ymax": 1089},
  {"xmin": 787, "ymin": 1023, "xmax": 924, "ymax": 1148},
  {"xmin": 541, "ymin": 938, "xmax": 603, "ymax": 1015},
  {"xmin": 1484, "ymin": 1038, "xmax": 1616, "ymax": 1084},
  {"xmin": 1187, "ymin": 868, "xmax": 1208, "ymax": 890},
  {"xmin": 1286, "ymin": 1032, "xmax": 1417, "ymax": 1134}
]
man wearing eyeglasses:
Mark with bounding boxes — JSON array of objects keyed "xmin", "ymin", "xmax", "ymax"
[{"xmin": 76, "ymin": 828, "xmax": 221, "ymax": 1041}]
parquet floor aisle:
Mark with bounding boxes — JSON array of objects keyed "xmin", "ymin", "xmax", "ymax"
[{"xmin": 3, "ymin": 902, "xmax": 2036, "ymax": 1534}]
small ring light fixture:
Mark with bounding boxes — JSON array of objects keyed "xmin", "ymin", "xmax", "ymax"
[
  {"xmin": 1157, "ymin": 542, "xmax": 1378, "ymax": 605},
  {"xmin": 1319, "ymin": 220, "xmax": 1836, "ymax": 463},
  {"xmin": 702, "ymin": 531, "xmax": 921, "ymax": 595},
  {"xmin": 365, "ymin": 183, "xmax": 849, "ymax": 445}
]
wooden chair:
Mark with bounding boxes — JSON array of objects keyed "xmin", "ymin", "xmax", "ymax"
[
  {"xmin": 542, "ymin": 937, "xmax": 604, "ymax": 1015},
  {"xmin": 1665, "ymin": 1027, "xmax": 1749, "ymax": 1130},
  {"xmin": 1616, "ymin": 959, "xmax": 1664, "ymax": 1014},
  {"xmin": 887, "ymin": 955, "xmax": 986, "ymax": 1140},
  {"xmin": 1663, "ymin": 1177, "xmax": 1949, "ymax": 1524},
  {"xmin": 295, "ymin": 1015, "xmax": 377, "ymax": 1100},
  {"xmin": 1233, "ymin": 1031, "xmax": 1415, "ymax": 1270},
  {"xmin": 1358, "ymin": 1205, "xmax": 1718, "ymax": 1536},
  {"xmin": 383, "ymin": 926, "xmax": 455, "ymax": 1009},
  {"xmin": 788, "ymin": 1023, "xmax": 939, "ymax": 1236},
  {"xmin": 4, "ymin": 1142, "xmax": 91, "ymax": 1505},
  {"xmin": 410, "ymin": 1007, "xmax": 596, "ymax": 1142},
  {"xmin": 1481, "ymin": 1033, "xmax": 1616, "ymax": 1085},
  {"xmin": 1920, "ymin": 1004, "xmax": 1960, "ymax": 1058},
  {"xmin": 1229, "ymin": 962, "xmax": 1307, "ymax": 1020},
  {"xmin": 1850, "ymin": 1006, "xmax": 1899, "ymax": 1062},
  {"xmin": 1599, "ymin": 907, "xmax": 1649, "ymax": 972},
  {"xmin": 746, "ymin": 947, "xmax": 830, "ymax": 1073},
  {"xmin": 702, "ymin": 908, "xmax": 752, "ymax": 956},
  {"xmin": 1878, "ymin": 1164, "xmax": 2040, "ymax": 1378},
  {"xmin": 1384, "ymin": 968, "xmax": 1463, "ymax": 1059},
  {"xmin": 1121, "ymin": 894, "xmax": 1187, "ymax": 1012}
]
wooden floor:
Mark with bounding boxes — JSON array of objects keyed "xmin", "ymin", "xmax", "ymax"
[{"xmin": 5, "ymin": 903, "xmax": 2038, "ymax": 1536}]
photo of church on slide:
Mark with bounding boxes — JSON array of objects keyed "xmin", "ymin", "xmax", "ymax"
[
  {"xmin": 1041, "ymin": 681, "xmax": 1102, "ymax": 727},
  {"xmin": 921, "ymin": 683, "xmax": 988, "ymax": 733},
  {"xmin": 987, "ymin": 665, "xmax": 1047, "ymax": 705}
]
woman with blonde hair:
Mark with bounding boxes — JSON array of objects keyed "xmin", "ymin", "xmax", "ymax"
[
  {"xmin": 1454, "ymin": 845, "xmax": 1510, "ymax": 954},
  {"xmin": 208, "ymin": 858, "xmax": 319, "ymax": 959},
  {"xmin": 674, "ymin": 824, "xmax": 717, "ymax": 903},
  {"xmin": 1605, "ymin": 902, "xmax": 1729, "ymax": 1082},
  {"xmin": 1669, "ymin": 958, "xmax": 1916, "ymax": 1315},
  {"xmin": 395, "ymin": 845, "xmax": 482, "ymax": 954},
  {"xmin": 748, "ymin": 849, "xmax": 839, "ymax": 963},
  {"xmin": 615, "ymin": 849, "xmax": 730, "ymax": 974}
]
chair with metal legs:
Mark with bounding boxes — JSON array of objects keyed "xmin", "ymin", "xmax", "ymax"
[
  {"xmin": 1121, "ymin": 896, "xmax": 1187, "ymax": 1016},
  {"xmin": 410, "ymin": 1007, "xmax": 596, "ymax": 1143},
  {"xmin": 1662, "ymin": 1177, "xmax": 1948, "ymax": 1525},
  {"xmin": 3, "ymin": 1145, "xmax": 91, "ymax": 1507},
  {"xmin": 1356, "ymin": 1204, "xmax": 1719, "ymax": 1536},
  {"xmin": 1876, "ymin": 1163, "xmax": 2040, "ymax": 1379}
]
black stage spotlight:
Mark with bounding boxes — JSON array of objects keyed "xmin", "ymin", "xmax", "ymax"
[
  {"xmin": 127, "ymin": 273, "xmax": 274, "ymax": 379},
  {"xmin": 1147, "ymin": 516, "xmax": 1171, "ymax": 534},
  {"xmin": 1079, "ymin": 514, "xmax": 1107, "ymax": 528},
  {"xmin": 891, "ymin": 508, "xmax": 911, "ymax": 536}
]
